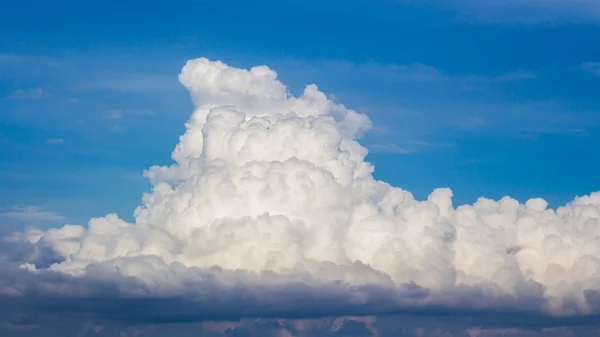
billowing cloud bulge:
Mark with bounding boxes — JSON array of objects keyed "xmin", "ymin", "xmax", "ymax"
[{"xmin": 8, "ymin": 58, "xmax": 600, "ymax": 320}]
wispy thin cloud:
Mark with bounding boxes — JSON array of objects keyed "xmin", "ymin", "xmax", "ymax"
[
  {"xmin": 0, "ymin": 52, "xmax": 61, "ymax": 67},
  {"xmin": 6, "ymin": 88, "xmax": 49, "ymax": 100},
  {"xmin": 101, "ymin": 109, "xmax": 155, "ymax": 120},
  {"xmin": 87, "ymin": 74, "xmax": 181, "ymax": 93},
  {"xmin": 46, "ymin": 138, "xmax": 64, "ymax": 145},
  {"xmin": 433, "ymin": 0, "xmax": 600, "ymax": 24},
  {"xmin": 0, "ymin": 205, "xmax": 64, "ymax": 222},
  {"xmin": 359, "ymin": 61, "xmax": 443, "ymax": 82},
  {"xmin": 299, "ymin": 59, "xmax": 444, "ymax": 83},
  {"xmin": 369, "ymin": 140, "xmax": 455, "ymax": 154},
  {"xmin": 464, "ymin": 70, "xmax": 537, "ymax": 84},
  {"xmin": 457, "ymin": 116, "xmax": 486, "ymax": 129},
  {"xmin": 285, "ymin": 58, "xmax": 536, "ymax": 88},
  {"xmin": 582, "ymin": 62, "xmax": 600, "ymax": 76},
  {"xmin": 519, "ymin": 127, "xmax": 590, "ymax": 139},
  {"xmin": 369, "ymin": 143, "xmax": 416, "ymax": 154}
]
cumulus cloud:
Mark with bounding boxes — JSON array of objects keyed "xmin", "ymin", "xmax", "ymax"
[{"xmin": 3, "ymin": 58, "xmax": 600, "ymax": 331}]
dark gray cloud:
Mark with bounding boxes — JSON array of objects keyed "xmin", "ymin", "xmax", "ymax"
[
  {"xmin": 1, "ymin": 240, "xmax": 600, "ymax": 337},
  {"xmin": 3, "ymin": 313, "xmax": 600, "ymax": 337}
]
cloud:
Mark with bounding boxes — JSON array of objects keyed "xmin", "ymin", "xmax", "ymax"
[
  {"xmin": 582, "ymin": 62, "xmax": 600, "ymax": 76},
  {"xmin": 0, "ymin": 205, "xmax": 64, "ymax": 223},
  {"xmin": 279, "ymin": 59, "xmax": 535, "ymax": 87},
  {"xmin": 0, "ymin": 308, "xmax": 599, "ymax": 337},
  {"xmin": 519, "ymin": 127, "xmax": 590, "ymax": 140},
  {"xmin": 46, "ymin": 138, "xmax": 64, "ymax": 145},
  {"xmin": 88, "ymin": 74, "xmax": 181, "ymax": 93},
  {"xmin": 463, "ymin": 70, "xmax": 536, "ymax": 84},
  {"xmin": 101, "ymin": 109, "xmax": 155, "ymax": 120},
  {"xmin": 321, "ymin": 61, "xmax": 443, "ymax": 83},
  {"xmin": 457, "ymin": 116, "xmax": 486, "ymax": 129},
  {"xmin": 0, "ymin": 53, "xmax": 61, "ymax": 68},
  {"xmin": 369, "ymin": 141, "xmax": 455, "ymax": 154},
  {"xmin": 272, "ymin": 58, "xmax": 553, "ymax": 142},
  {"xmin": 6, "ymin": 88, "xmax": 48, "ymax": 100},
  {"xmin": 2, "ymin": 58, "xmax": 600, "ymax": 334},
  {"xmin": 369, "ymin": 143, "xmax": 415, "ymax": 155},
  {"xmin": 432, "ymin": 0, "xmax": 600, "ymax": 23},
  {"xmin": 429, "ymin": 99, "xmax": 600, "ymax": 136}
]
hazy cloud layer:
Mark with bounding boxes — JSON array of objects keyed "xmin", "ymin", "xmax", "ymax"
[
  {"xmin": 431, "ymin": 0, "xmax": 600, "ymax": 23},
  {"xmin": 0, "ymin": 206, "xmax": 64, "ymax": 223},
  {"xmin": 46, "ymin": 138, "xmax": 64, "ymax": 145},
  {"xmin": 6, "ymin": 88, "xmax": 48, "ymax": 100},
  {"xmin": 582, "ymin": 62, "xmax": 600, "ymax": 76}
]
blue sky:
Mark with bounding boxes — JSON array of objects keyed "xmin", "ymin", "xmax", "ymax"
[{"xmin": 2, "ymin": 0, "xmax": 600, "ymax": 228}]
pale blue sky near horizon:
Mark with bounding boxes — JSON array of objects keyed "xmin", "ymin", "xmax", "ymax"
[{"xmin": 1, "ymin": 0, "xmax": 600, "ymax": 228}]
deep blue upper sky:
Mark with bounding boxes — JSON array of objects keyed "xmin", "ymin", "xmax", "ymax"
[{"xmin": 1, "ymin": 0, "xmax": 600, "ymax": 227}]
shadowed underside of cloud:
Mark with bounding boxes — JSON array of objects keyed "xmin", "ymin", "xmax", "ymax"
[{"xmin": 2, "ymin": 58, "xmax": 600, "ymax": 336}]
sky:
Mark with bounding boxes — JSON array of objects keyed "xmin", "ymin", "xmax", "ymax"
[{"xmin": 2, "ymin": 1, "xmax": 600, "ymax": 336}]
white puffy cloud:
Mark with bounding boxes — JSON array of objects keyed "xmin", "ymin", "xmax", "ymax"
[{"xmin": 4, "ymin": 57, "xmax": 600, "ymax": 324}]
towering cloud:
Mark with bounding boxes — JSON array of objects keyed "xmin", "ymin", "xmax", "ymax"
[{"xmin": 5, "ymin": 58, "xmax": 600, "ymax": 324}]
